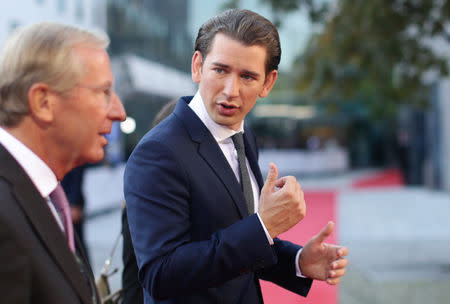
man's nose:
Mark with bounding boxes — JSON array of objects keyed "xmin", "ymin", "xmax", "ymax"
[
  {"xmin": 223, "ymin": 75, "xmax": 240, "ymax": 98},
  {"xmin": 107, "ymin": 93, "xmax": 127, "ymax": 122}
]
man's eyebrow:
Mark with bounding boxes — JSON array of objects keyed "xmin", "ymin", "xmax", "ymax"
[
  {"xmin": 241, "ymin": 69, "xmax": 261, "ymax": 78},
  {"xmin": 211, "ymin": 62, "xmax": 261, "ymax": 78},
  {"xmin": 96, "ymin": 81, "xmax": 113, "ymax": 90},
  {"xmin": 211, "ymin": 62, "xmax": 230, "ymax": 69}
]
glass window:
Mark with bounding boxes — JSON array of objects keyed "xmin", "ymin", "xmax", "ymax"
[
  {"xmin": 9, "ymin": 20, "xmax": 20, "ymax": 33},
  {"xmin": 57, "ymin": 0, "xmax": 66, "ymax": 13},
  {"xmin": 75, "ymin": 0, "xmax": 84, "ymax": 20}
]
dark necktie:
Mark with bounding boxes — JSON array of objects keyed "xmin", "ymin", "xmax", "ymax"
[
  {"xmin": 50, "ymin": 184, "xmax": 75, "ymax": 252},
  {"xmin": 231, "ymin": 132, "xmax": 254, "ymax": 215}
]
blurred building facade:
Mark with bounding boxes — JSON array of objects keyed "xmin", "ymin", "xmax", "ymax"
[
  {"xmin": 107, "ymin": 0, "xmax": 192, "ymax": 73},
  {"xmin": 441, "ymin": 80, "xmax": 450, "ymax": 191},
  {"xmin": 0, "ymin": 0, "xmax": 105, "ymax": 47},
  {"xmin": 432, "ymin": 78, "xmax": 450, "ymax": 191},
  {"xmin": 105, "ymin": 0, "xmax": 196, "ymax": 158},
  {"xmin": 0, "ymin": 0, "xmax": 197, "ymax": 162},
  {"xmin": 422, "ymin": 36, "xmax": 450, "ymax": 192}
]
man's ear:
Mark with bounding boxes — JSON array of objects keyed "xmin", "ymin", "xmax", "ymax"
[
  {"xmin": 259, "ymin": 69, "xmax": 278, "ymax": 98},
  {"xmin": 27, "ymin": 83, "xmax": 55, "ymax": 123},
  {"xmin": 191, "ymin": 51, "xmax": 203, "ymax": 83}
]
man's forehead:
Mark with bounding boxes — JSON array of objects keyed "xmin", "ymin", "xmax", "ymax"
[
  {"xmin": 205, "ymin": 33, "xmax": 267, "ymax": 72},
  {"xmin": 74, "ymin": 46, "xmax": 113, "ymax": 81}
]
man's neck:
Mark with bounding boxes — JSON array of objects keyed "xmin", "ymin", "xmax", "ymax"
[{"xmin": 3, "ymin": 121, "xmax": 70, "ymax": 181}]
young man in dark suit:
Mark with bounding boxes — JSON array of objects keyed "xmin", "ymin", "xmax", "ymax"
[
  {"xmin": 0, "ymin": 22, "xmax": 126, "ymax": 303},
  {"xmin": 124, "ymin": 9, "xmax": 348, "ymax": 304}
]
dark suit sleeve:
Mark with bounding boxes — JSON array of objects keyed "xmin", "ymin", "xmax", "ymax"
[
  {"xmin": 0, "ymin": 204, "xmax": 31, "ymax": 303},
  {"xmin": 124, "ymin": 139, "xmax": 278, "ymax": 300},
  {"xmin": 257, "ymin": 239, "xmax": 312, "ymax": 296},
  {"xmin": 121, "ymin": 209, "xmax": 144, "ymax": 304}
]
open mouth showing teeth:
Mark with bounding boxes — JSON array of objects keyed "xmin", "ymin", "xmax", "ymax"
[{"xmin": 221, "ymin": 104, "xmax": 234, "ymax": 109}]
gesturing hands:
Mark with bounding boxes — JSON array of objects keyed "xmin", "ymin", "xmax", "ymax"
[
  {"xmin": 258, "ymin": 163, "xmax": 306, "ymax": 239},
  {"xmin": 258, "ymin": 163, "xmax": 349, "ymax": 285},
  {"xmin": 299, "ymin": 221, "xmax": 349, "ymax": 285}
]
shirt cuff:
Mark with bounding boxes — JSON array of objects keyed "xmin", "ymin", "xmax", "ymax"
[
  {"xmin": 295, "ymin": 248, "xmax": 307, "ymax": 277},
  {"xmin": 256, "ymin": 212, "xmax": 274, "ymax": 245}
]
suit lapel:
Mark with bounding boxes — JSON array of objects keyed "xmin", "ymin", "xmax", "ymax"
[
  {"xmin": 197, "ymin": 139, "xmax": 249, "ymax": 218},
  {"xmin": 174, "ymin": 97, "xmax": 249, "ymax": 218},
  {"xmin": 0, "ymin": 145, "xmax": 93, "ymax": 304}
]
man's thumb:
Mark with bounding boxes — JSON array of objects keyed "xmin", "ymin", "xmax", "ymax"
[
  {"xmin": 315, "ymin": 221, "xmax": 334, "ymax": 243},
  {"xmin": 263, "ymin": 163, "xmax": 278, "ymax": 192}
]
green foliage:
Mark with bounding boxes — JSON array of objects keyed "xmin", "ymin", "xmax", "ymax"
[
  {"xmin": 223, "ymin": 0, "xmax": 450, "ymax": 118},
  {"xmin": 294, "ymin": 0, "xmax": 450, "ymax": 118}
]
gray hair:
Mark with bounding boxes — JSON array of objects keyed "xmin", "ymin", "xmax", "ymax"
[{"xmin": 0, "ymin": 22, "xmax": 110, "ymax": 126}]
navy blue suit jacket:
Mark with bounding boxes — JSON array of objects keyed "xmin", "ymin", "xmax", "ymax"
[{"xmin": 124, "ymin": 97, "xmax": 312, "ymax": 303}]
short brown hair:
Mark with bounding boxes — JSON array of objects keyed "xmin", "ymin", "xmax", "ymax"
[{"xmin": 194, "ymin": 9, "xmax": 281, "ymax": 75}]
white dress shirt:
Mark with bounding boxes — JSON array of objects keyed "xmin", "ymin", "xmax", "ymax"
[
  {"xmin": 0, "ymin": 127, "xmax": 64, "ymax": 230},
  {"xmin": 188, "ymin": 92, "xmax": 304, "ymax": 277}
]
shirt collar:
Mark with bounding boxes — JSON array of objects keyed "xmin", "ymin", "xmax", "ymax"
[
  {"xmin": 189, "ymin": 90, "xmax": 244, "ymax": 143},
  {"xmin": 0, "ymin": 127, "xmax": 58, "ymax": 197}
]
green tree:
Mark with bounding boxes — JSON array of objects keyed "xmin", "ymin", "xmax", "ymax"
[{"xmin": 296, "ymin": 0, "xmax": 450, "ymax": 118}]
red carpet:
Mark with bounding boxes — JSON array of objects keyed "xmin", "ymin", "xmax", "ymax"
[
  {"xmin": 261, "ymin": 191, "xmax": 338, "ymax": 304},
  {"xmin": 352, "ymin": 168, "xmax": 404, "ymax": 188}
]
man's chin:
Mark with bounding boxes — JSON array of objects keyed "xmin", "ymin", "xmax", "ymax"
[
  {"xmin": 212, "ymin": 115, "xmax": 240, "ymax": 129},
  {"xmin": 85, "ymin": 150, "xmax": 105, "ymax": 165}
]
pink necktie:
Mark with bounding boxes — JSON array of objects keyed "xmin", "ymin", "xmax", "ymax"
[{"xmin": 49, "ymin": 184, "xmax": 75, "ymax": 252}]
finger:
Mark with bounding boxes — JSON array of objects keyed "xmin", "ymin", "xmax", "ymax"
[
  {"xmin": 326, "ymin": 277, "xmax": 341, "ymax": 285},
  {"xmin": 274, "ymin": 175, "xmax": 299, "ymax": 191},
  {"xmin": 296, "ymin": 181, "xmax": 306, "ymax": 212},
  {"xmin": 274, "ymin": 177, "xmax": 287, "ymax": 188},
  {"xmin": 331, "ymin": 257, "xmax": 348, "ymax": 270},
  {"xmin": 328, "ymin": 267, "xmax": 346, "ymax": 278},
  {"xmin": 261, "ymin": 163, "xmax": 279, "ymax": 194},
  {"xmin": 314, "ymin": 221, "xmax": 334, "ymax": 244},
  {"xmin": 337, "ymin": 246, "xmax": 349, "ymax": 257},
  {"xmin": 296, "ymin": 181, "xmax": 303, "ymax": 201}
]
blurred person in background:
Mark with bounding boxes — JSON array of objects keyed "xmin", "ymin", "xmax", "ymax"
[
  {"xmin": 122, "ymin": 99, "xmax": 177, "ymax": 304},
  {"xmin": 125, "ymin": 9, "xmax": 348, "ymax": 304},
  {"xmin": 0, "ymin": 22, "xmax": 126, "ymax": 303}
]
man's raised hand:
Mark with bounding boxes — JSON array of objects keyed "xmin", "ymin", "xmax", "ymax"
[
  {"xmin": 258, "ymin": 163, "xmax": 306, "ymax": 238},
  {"xmin": 299, "ymin": 221, "xmax": 349, "ymax": 285}
]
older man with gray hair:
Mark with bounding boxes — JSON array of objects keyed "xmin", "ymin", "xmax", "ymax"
[{"xmin": 0, "ymin": 22, "xmax": 126, "ymax": 303}]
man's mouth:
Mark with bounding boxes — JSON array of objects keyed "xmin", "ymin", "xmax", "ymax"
[
  {"xmin": 218, "ymin": 103, "xmax": 238, "ymax": 115},
  {"xmin": 99, "ymin": 131, "xmax": 110, "ymax": 142},
  {"xmin": 218, "ymin": 101, "xmax": 238, "ymax": 109}
]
